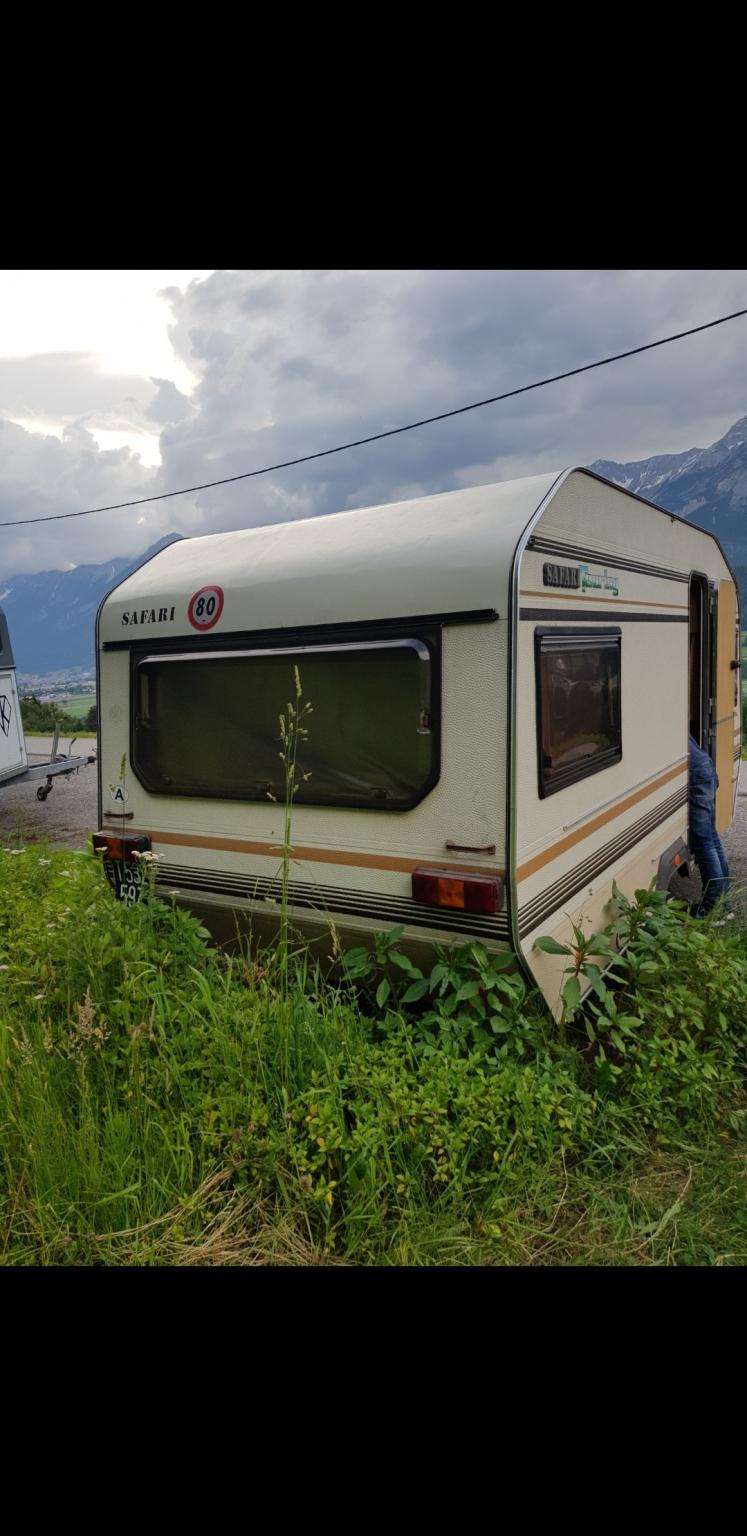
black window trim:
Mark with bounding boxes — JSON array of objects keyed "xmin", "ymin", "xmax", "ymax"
[
  {"xmin": 130, "ymin": 626, "xmax": 442, "ymax": 812},
  {"xmin": 534, "ymin": 625, "xmax": 622, "ymax": 799}
]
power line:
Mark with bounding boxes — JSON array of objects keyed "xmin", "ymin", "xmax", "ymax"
[{"xmin": 2, "ymin": 304, "xmax": 746, "ymax": 531}]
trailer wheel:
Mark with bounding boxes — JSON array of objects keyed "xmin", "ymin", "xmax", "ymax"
[{"xmin": 36, "ymin": 786, "xmax": 49, "ymax": 801}]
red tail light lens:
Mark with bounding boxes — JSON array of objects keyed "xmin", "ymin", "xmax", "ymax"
[
  {"xmin": 412, "ymin": 868, "xmax": 504, "ymax": 915},
  {"xmin": 92, "ymin": 832, "xmax": 151, "ymax": 861}
]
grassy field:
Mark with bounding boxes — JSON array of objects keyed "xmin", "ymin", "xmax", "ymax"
[
  {"xmin": 0, "ymin": 840, "xmax": 745, "ymax": 1266},
  {"xmin": 57, "ymin": 693, "xmax": 96, "ymax": 720},
  {"xmin": 25, "ymin": 732, "xmax": 97, "ymax": 741}
]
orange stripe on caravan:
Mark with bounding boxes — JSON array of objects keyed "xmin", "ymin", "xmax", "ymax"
[
  {"xmin": 517, "ymin": 760, "xmax": 687, "ymax": 882},
  {"xmin": 126, "ymin": 827, "xmax": 503, "ymax": 879},
  {"xmin": 519, "ymin": 591, "xmax": 689, "ymax": 610}
]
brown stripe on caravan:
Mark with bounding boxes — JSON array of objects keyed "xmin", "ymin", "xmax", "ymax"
[
  {"xmin": 518, "ymin": 786, "xmax": 688, "ymax": 937},
  {"xmin": 520, "ymin": 608, "xmax": 688, "ymax": 624},
  {"xmin": 125, "ymin": 827, "xmax": 504, "ymax": 879},
  {"xmin": 526, "ymin": 535, "xmax": 690, "ymax": 584},
  {"xmin": 516, "ymin": 760, "xmax": 688, "ymax": 882},
  {"xmin": 519, "ymin": 591, "xmax": 689, "ymax": 611}
]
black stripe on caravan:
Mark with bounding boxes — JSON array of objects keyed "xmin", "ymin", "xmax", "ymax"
[
  {"xmin": 102, "ymin": 608, "xmax": 500, "ymax": 652},
  {"xmin": 152, "ymin": 863, "xmax": 511, "ymax": 941},
  {"xmin": 517, "ymin": 785, "xmax": 688, "ymax": 938},
  {"xmin": 526, "ymin": 535, "xmax": 689, "ymax": 584},
  {"xmin": 520, "ymin": 609, "xmax": 689, "ymax": 624}
]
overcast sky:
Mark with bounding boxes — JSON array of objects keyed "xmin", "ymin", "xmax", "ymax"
[{"xmin": 1, "ymin": 268, "xmax": 745, "ymax": 576}]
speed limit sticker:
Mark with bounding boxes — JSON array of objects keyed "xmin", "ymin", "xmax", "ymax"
[{"xmin": 188, "ymin": 585, "xmax": 224, "ymax": 630}]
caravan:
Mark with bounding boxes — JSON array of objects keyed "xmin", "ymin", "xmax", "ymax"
[{"xmin": 93, "ymin": 467, "xmax": 741, "ymax": 1011}]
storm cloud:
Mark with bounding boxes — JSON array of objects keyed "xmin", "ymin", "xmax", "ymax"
[{"xmin": 2, "ymin": 269, "xmax": 746, "ymax": 576}]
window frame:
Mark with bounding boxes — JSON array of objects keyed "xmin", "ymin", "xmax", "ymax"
[
  {"xmin": 534, "ymin": 626, "xmax": 622, "ymax": 799},
  {"xmin": 129, "ymin": 625, "xmax": 442, "ymax": 812}
]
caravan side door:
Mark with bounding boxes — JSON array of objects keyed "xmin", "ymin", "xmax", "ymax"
[{"xmin": 713, "ymin": 578, "xmax": 739, "ymax": 833}]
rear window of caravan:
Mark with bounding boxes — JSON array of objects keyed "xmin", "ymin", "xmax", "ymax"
[
  {"xmin": 535, "ymin": 627, "xmax": 622, "ymax": 797},
  {"xmin": 131, "ymin": 638, "xmax": 437, "ymax": 810}
]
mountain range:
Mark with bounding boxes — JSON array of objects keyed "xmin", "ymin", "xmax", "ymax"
[
  {"xmin": 2, "ymin": 414, "xmax": 747, "ymax": 678},
  {"xmin": 590, "ymin": 414, "xmax": 747, "ymax": 561},
  {"xmin": 0, "ymin": 534, "xmax": 182, "ymax": 677}
]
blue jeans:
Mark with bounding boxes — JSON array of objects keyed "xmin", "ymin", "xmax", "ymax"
[{"xmin": 689, "ymin": 803, "xmax": 731, "ymax": 914}]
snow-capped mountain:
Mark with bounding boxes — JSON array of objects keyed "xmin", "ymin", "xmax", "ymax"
[{"xmin": 590, "ymin": 415, "xmax": 747, "ymax": 561}]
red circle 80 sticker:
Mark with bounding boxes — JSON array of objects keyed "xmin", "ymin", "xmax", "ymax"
[{"xmin": 188, "ymin": 585, "xmax": 224, "ymax": 630}]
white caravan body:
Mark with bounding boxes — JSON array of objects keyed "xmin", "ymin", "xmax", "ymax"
[{"xmin": 95, "ymin": 468, "xmax": 740, "ymax": 1012}]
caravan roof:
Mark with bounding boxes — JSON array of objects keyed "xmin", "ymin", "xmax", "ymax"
[
  {"xmin": 98, "ymin": 465, "xmax": 736, "ymax": 643},
  {"xmin": 99, "ymin": 472, "xmax": 564, "ymax": 636}
]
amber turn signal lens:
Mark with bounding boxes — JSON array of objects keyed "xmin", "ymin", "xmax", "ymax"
[{"xmin": 412, "ymin": 867, "xmax": 504, "ymax": 915}]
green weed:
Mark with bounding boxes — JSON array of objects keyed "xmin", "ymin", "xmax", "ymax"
[{"xmin": 0, "ymin": 844, "xmax": 746, "ymax": 1265}]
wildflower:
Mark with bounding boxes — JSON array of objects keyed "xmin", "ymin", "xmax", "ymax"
[
  {"xmin": 7, "ymin": 849, "xmax": 26, "ymax": 856},
  {"xmin": 38, "ymin": 858, "xmax": 51, "ymax": 867},
  {"xmin": 33, "ymin": 993, "xmax": 44, "ymax": 1001},
  {"xmin": 0, "ymin": 964, "xmax": 9, "ymax": 971}
]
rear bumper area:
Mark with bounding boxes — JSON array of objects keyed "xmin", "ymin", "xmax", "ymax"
[{"xmin": 155, "ymin": 874, "xmax": 511, "ymax": 963}]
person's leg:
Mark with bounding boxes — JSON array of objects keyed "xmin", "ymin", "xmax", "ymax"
[
  {"xmin": 712, "ymin": 825, "xmax": 732, "ymax": 907},
  {"xmin": 689, "ymin": 801, "xmax": 729, "ymax": 914},
  {"xmin": 691, "ymin": 832, "xmax": 730, "ymax": 913}
]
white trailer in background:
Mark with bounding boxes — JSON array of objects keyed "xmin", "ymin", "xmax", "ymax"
[
  {"xmin": 93, "ymin": 468, "xmax": 740, "ymax": 1014},
  {"xmin": 0, "ymin": 608, "xmax": 96, "ymax": 801},
  {"xmin": 0, "ymin": 610, "xmax": 28, "ymax": 784}
]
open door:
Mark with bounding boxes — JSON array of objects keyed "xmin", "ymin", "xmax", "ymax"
[{"xmin": 714, "ymin": 578, "xmax": 738, "ymax": 833}]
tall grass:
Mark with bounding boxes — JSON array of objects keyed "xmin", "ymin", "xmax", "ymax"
[{"xmin": 1, "ymin": 840, "xmax": 746, "ymax": 1265}]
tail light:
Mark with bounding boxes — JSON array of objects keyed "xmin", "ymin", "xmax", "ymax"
[
  {"xmin": 92, "ymin": 832, "xmax": 151, "ymax": 861},
  {"xmin": 412, "ymin": 867, "xmax": 504, "ymax": 914}
]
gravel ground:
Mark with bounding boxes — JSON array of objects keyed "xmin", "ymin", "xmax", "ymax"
[
  {"xmin": 3, "ymin": 741, "xmax": 747, "ymax": 911},
  {"xmin": 0, "ymin": 736, "xmax": 98, "ymax": 850}
]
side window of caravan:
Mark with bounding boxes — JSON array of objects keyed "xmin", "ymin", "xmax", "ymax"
[
  {"xmin": 535, "ymin": 627, "xmax": 622, "ymax": 798},
  {"xmin": 132, "ymin": 638, "xmax": 437, "ymax": 810}
]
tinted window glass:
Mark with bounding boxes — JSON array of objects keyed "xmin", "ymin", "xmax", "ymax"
[
  {"xmin": 132, "ymin": 639, "xmax": 436, "ymax": 809},
  {"xmin": 536, "ymin": 629, "xmax": 621, "ymax": 796}
]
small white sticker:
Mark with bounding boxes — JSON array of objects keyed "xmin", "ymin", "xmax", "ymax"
[{"xmin": 110, "ymin": 784, "xmax": 129, "ymax": 805}]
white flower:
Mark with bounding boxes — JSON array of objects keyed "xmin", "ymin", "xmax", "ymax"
[
  {"xmin": 0, "ymin": 964, "xmax": 9, "ymax": 971},
  {"xmin": 32, "ymin": 993, "xmax": 44, "ymax": 1000},
  {"xmin": 38, "ymin": 858, "xmax": 51, "ymax": 867}
]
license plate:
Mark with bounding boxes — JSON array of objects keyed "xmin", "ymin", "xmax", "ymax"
[{"xmin": 112, "ymin": 862, "xmax": 142, "ymax": 905}]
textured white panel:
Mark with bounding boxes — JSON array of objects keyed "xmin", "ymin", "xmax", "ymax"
[{"xmin": 98, "ymin": 621, "xmax": 510, "ymax": 893}]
